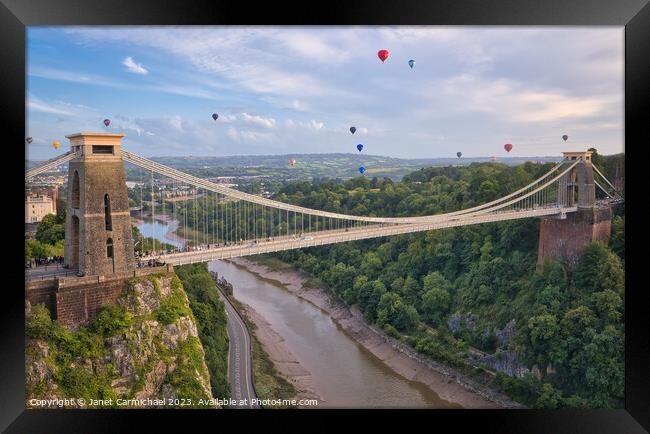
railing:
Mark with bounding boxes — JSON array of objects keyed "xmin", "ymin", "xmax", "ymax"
[{"xmin": 25, "ymin": 269, "xmax": 79, "ymax": 281}]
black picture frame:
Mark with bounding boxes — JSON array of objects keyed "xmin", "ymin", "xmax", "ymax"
[{"xmin": 2, "ymin": 0, "xmax": 648, "ymax": 432}]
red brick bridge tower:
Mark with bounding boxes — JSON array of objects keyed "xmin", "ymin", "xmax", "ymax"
[{"xmin": 537, "ymin": 151, "xmax": 612, "ymax": 267}]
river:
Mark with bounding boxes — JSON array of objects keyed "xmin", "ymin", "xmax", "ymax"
[
  {"xmin": 132, "ymin": 215, "xmax": 185, "ymax": 249},
  {"xmin": 208, "ymin": 259, "xmax": 454, "ymax": 408},
  {"xmin": 139, "ymin": 214, "xmax": 456, "ymax": 407}
]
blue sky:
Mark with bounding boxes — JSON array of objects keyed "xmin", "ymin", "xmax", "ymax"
[{"xmin": 27, "ymin": 26, "xmax": 624, "ymax": 160}]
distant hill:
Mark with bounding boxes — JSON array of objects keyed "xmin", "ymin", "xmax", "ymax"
[{"xmin": 142, "ymin": 153, "xmax": 564, "ymax": 181}]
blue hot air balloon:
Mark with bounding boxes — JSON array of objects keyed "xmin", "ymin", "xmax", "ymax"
[
  {"xmin": 357, "ymin": 144, "xmax": 363, "ymax": 152},
  {"xmin": 350, "ymin": 126, "xmax": 356, "ymax": 134},
  {"xmin": 408, "ymin": 59, "xmax": 415, "ymax": 69},
  {"xmin": 212, "ymin": 113, "xmax": 219, "ymax": 121},
  {"xmin": 359, "ymin": 166, "xmax": 366, "ymax": 174}
]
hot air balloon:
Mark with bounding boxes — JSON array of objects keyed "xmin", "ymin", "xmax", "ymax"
[
  {"xmin": 350, "ymin": 126, "xmax": 356, "ymax": 134},
  {"xmin": 562, "ymin": 134, "xmax": 568, "ymax": 142},
  {"xmin": 377, "ymin": 49, "xmax": 389, "ymax": 63},
  {"xmin": 52, "ymin": 141, "xmax": 60, "ymax": 150},
  {"xmin": 103, "ymin": 119, "xmax": 111, "ymax": 127},
  {"xmin": 490, "ymin": 156, "xmax": 497, "ymax": 162},
  {"xmin": 212, "ymin": 113, "xmax": 219, "ymax": 121},
  {"xmin": 456, "ymin": 152, "xmax": 462, "ymax": 159},
  {"xmin": 288, "ymin": 158, "xmax": 296, "ymax": 166},
  {"xmin": 26, "ymin": 137, "xmax": 33, "ymax": 144},
  {"xmin": 504, "ymin": 143, "xmax": 513, "ymax": 153},
  {"xmin": 359, "ymin": 166, "xmax": 366, "ymax": 174},
  {"xmin": 357, "ymin": 144, "xmax": 364, "ymax": 152},
  {"xmin": 408, "ymin": 59, "xmax": 415, "ymax": 69}
]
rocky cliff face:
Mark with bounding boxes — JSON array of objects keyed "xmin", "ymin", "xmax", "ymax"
[{"xmin": 25, "ymin": 273, "xmax": 218, "ymax": 408}]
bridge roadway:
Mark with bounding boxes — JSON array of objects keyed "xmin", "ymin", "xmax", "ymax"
[{"xmin": 143, "ymin": 206, "xmax": 577, "ymax": 266}]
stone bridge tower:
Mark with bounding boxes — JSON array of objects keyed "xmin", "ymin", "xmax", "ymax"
[
  {"xmin": 64, "ymin": 132, "xmax": 135, "ymax": 275},
  {"xmin": 537, "ymin": 151, "xmax": 612, "ymax": 267}
]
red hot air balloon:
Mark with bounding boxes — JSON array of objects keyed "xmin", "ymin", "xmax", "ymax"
[
  {"xmin": 490, "ymin": 156, "xmax": 497, "ymax": 162},
  {"xmin": 288, "ymin": 159, "xmax": 296, "ymax": 167},
  {"xmin": 377, "ymin": 49, "xmax": 389, "ymax": 63},
  {"xmin": 504, "ymin": 143, "xmax": 513, "ymax": 153}
]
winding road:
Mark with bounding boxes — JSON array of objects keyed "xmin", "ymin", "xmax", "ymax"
[{"xmin": 216, "ymin": 284, "xmax": 259, "ymax": 409}]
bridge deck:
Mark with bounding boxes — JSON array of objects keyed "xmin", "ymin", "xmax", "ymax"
[{"xmin": 142, "ymin": 206, "xmax": 576, "ymax": 266}]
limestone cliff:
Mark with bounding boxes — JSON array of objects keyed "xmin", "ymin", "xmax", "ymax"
[{"xmin": 25, "ymin": 273, "xmax": 219, "ymax": 408}]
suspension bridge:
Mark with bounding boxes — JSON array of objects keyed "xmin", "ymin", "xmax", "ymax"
[{"xmin": 25, "ymin": 133, "xmax": 623, "ymax": 275}]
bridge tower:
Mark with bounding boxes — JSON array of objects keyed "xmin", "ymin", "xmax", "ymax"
[
  {"xmin": 63, "ymin": 132, "xmax": 135, "ymax": 275},
  {"xmin": 537, "ymin": 150, "xmax": 612, "ymax": 267}
]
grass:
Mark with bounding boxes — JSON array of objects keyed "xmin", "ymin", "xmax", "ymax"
[{"xmin": 155, "ymin": 287, "xmax": 193, "ymax": 325}]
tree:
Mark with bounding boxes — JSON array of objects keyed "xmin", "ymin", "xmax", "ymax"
[
  {"xmin": 400, "ymin": 275, "xmax": 421, "ymax": 306},
  {"xmin": 609, "ymin": 215, "xmax": 624, "ymax": 261},
  {"xmin": 376, "ymin": 292, "xmax": 419, "ymax": 332},
  {"xmin": 36, "ymin": 214, "xmax": 65, "ymax": 245},
  {"xmin": 593, "ymin": 289, "xmax": 623, "ymax": 324},
  {"xmin": 423, "ymin": 271, "xmax": 450, "ymax": 293},
  {"xmin": 536, "ymin": 383, "xmax": 563, "ymax": 409},
  {"xmin": 573, "ymin": 242, "xmax": 624, "ymax": 296},
  {"xmin": 360, "ymin": 251, "xmax": 383, "ymax": 278},
  {"xmin": 527, "ymin": 313, "xmax": 559, "ymax": 372},
  {"xmin": 421, "ymin": 287, "xmax": 451, "ymax": 327},
  {"xmin": 358, "ymin": 280, "xmax": 386, "ymax": 322}
]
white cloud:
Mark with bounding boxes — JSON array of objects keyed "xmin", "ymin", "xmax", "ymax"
[
  {"xmin": 122, "ymin": 56, "xmax": 148, "ymax": 75},
  {"xmin": 241, "ymin": 112, "xmax": 276, "ymax": 129},
  {"xmin": 28, "ymin": 98, "xmax": 75, "ymax": 116},
  {"xmin": 281, "ymin": 32, "xmax": 346, "ymax": 63},
  {"xmin": 292, "ymin": 120, "xmax": 325, "ymax": 131},
  {"xmin": 27, "ymin": 95, "xmax": 96, "ymax": 118},
  {"xmin": 442, "ymin": 73, "xmax": 614, "ymax": 123},
  {"xmin": 169, "ymin": 115, "xmax": 183, "ymax": 132},
  {"xmin": 226, "ymin": 126, "xmax": 272, "ymax": 142}
]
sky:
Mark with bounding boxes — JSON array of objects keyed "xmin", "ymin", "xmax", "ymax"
[{"xmin": 26, "ymin": 26, "xmax": 624, "ymax": 160}]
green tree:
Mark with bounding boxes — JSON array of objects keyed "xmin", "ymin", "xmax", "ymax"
[
  {"xmin": 358, "ymin": 280, "xmax": 386, "ymax": 322},
  {"xmin": 609, "ymin": 215, "xmax": 624, "ymax": 261},
  {"xmin": 527, "ymin": 313, "xmax": 559, "ymax": 373},
  {"xmin": 573, "ymin": 242, "xmax": 624, "ymax": 296},
  {"xmin": 376, "ymin": 292, "xmax": 419, "ymax": 332},
  {"xmin": 421, "ymin": 287, "xmax": 451, "ymax": 327},
  {"xmin": 36, "ymin": 214, "xmax": 65, "ymax": 245},
  {"xmin": 536, "ymin": 383, "xmax": 563, "ymax": 409}
]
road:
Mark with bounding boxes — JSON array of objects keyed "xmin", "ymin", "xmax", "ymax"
[{"xmin": 215, "ymin": 285, "xmax": 259, "ymax": 409}]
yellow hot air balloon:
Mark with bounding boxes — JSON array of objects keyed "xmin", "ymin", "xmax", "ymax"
[{"xmin": 52, "ymin": 141, "xmax": 60, "ymax": 150}]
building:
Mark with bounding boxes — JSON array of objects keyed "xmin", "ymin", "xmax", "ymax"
[{"xmin": 25, "ymin": 189, "xmax": 57, "ymax": 223}]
